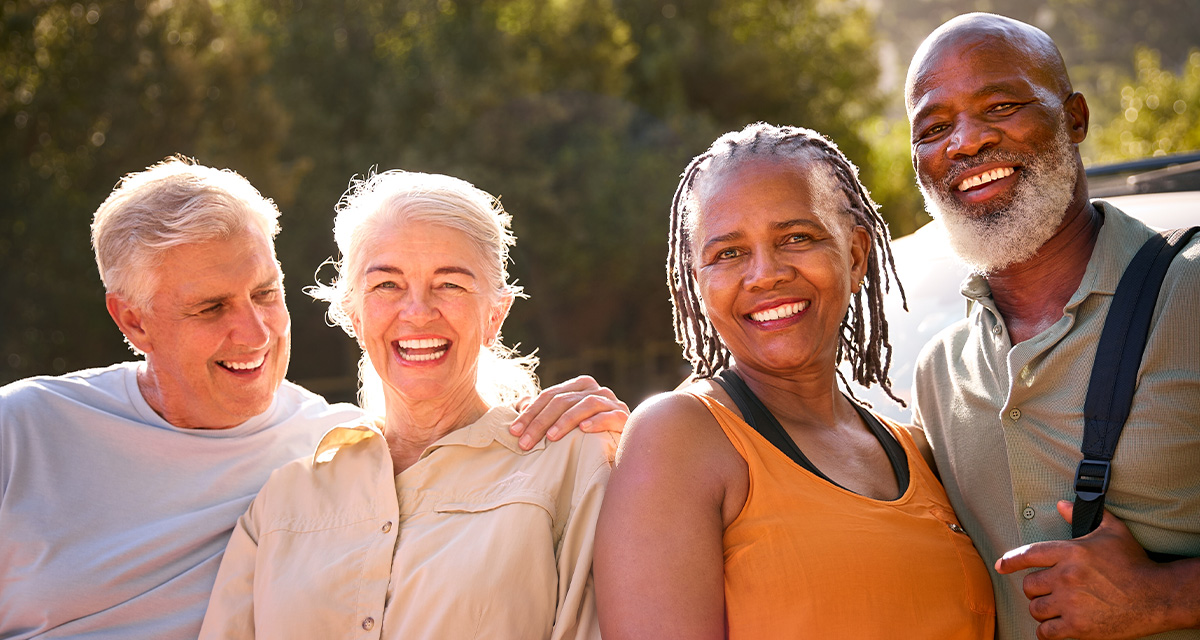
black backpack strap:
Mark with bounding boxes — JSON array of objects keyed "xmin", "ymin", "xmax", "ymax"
[{"xmin": 1073, "ymin": 226, "xmax": 1200, "ymax": 538}]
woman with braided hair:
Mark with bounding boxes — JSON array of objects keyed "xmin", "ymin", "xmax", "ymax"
[{"xmin": 594, "ymin": 123, "xmax": 995, "ymax": 638}]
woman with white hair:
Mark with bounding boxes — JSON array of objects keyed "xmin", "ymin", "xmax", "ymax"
[{"xmin": 199, "ymin": 170, "xmax": 615, "ymax": 639}]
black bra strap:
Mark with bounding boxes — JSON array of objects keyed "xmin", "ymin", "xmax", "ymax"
[{"xmin": 712, "ymin": 369, "xmax": 908, "ymax": 496}]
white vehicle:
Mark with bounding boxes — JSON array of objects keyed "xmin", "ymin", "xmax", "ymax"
[{"xmin": 854, "ymin": 153, "xmax": 1200, "ymax": 422}]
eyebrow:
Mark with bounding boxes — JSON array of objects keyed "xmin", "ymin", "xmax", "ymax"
[
  {"xmin": 183, "ymin": 276, "xmax": 281, "ymax": 310},
  {"xmin": 365, "ymin": 265, "xmax": 477, "ymax": 278},
  {"xmin": 700, "ymin": 218, "xmax": 819, "ymax": 254},
  {"xmin": 912, "ymin": 83, "xmax": 1029, "ymax": 124}
]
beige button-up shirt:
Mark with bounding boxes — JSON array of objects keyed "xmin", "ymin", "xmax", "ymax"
[
  {"xmin": 913, "ymin": 202, "xmax": 1200, "ymax": 640},
  {"xmin": 200, "ymin": 406, "xmax": 615, "ymax": 639}
]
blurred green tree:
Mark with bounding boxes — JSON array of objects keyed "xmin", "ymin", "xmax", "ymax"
[
  {"xmin": 1089, "ymin": 48, "xmax": 1200, "ymax": 163},
  {"xmin": 1, "ymin": 0, "xmax": 291, "ymax": 382},
  {"xmin": 240, "ymin": 0, "xmax": 885, "ymax": 398}
]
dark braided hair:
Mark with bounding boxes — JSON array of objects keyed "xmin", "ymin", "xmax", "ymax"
[{"xmin": 667, "ymin": 122, "xmax": 908, "ymax": 406}]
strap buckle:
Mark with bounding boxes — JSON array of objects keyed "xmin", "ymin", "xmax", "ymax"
[{"xmin": 1074, "ymin": 459, "xmax": 1111, "ymax": 502}]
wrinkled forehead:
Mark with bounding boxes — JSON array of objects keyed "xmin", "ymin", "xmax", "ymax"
[
  {"xmin": 906, "ymin": 25, "xmax": 1068, "ymax": 114},
  {"xmin": 687, "ymin": 155, "xmax": 853, "ymax": 245}
]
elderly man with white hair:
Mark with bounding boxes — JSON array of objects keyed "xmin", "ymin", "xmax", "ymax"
[{"xmin": 0, "ymin": 156, "xmax": 627, "ymax": 639}]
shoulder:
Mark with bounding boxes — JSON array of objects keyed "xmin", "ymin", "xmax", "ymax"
[
  {"xmin": 1162, "ymin": 227, "xmax": 1200, "ymax": 289},
  {"xmin": 1, "ymin": 362, "xmax": 134, "ymax": 399},
  {"xmin": 0, "ymin": 362, "xmax": 140, "ymax": 427},
  {"xmin": 272, "ymin": 380, "xmax": 366, "ymax": 429},
  {"xmin": 614, "ymin": 385, "xmax": 744, "ymax": 485},
  {"xmin": 618, "ymin": 388, "xmax": 723, "ymax": 455},
  {"xmin": 915, "ymin": 316, "xmax": 974, "ymax": 377},
  {"xmin": 254, "ymin": 417, "xmax": 386, "ymax": 510}
]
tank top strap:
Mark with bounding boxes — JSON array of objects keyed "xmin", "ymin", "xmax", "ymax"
[{"xmin": 688, "ymin": 392, "xmax": 759, "ymax": 463}]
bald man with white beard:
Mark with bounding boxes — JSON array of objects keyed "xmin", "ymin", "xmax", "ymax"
[{"xmin": 906, "ymin": 13, "xmax": 1200, "ymax": 640}]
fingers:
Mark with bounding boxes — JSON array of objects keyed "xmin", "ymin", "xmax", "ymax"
[
  {"xmin": 510, "ymin": 376, "xmax": 629, "ymax": 450},
  {"xmin": 1034, "ymin": 617, "xmax": 1071, "ymax": 640},
  {"xmin": 511, "ymin": 376, "xmax": 609, "ymax": 434},
  {"xmin": 996, "ymin": 541, "xmax": 1069, "ymax": 575}
]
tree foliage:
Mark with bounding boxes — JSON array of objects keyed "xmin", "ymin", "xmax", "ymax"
[
  {"xmin": 1089, "ymin": 48, "xmax": 1200, "ymax": 164},
  {"xmin": 3, "ymin": 0, "xmax": 1196, "ymax": 400}
]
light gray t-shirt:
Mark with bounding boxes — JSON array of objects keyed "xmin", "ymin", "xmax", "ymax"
[{"xmin": 0, "ymin": 362, "xmax": 364, "ymax": 639}]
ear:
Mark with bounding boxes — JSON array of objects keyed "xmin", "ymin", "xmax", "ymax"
[
  {"xmin": 486, "ymin": 292, "xmax": 515, "ymax": 347},
  {"xmin": 106, "ymin": 293, "xmax": 155, "ymax": 354},
  {"xmin": 1064, "ymin": 91, "xmax": 1090, "ymax": 143},
  {"xmin": 849, "ymin": 225, "xmax": 871, "ymax": 294}
]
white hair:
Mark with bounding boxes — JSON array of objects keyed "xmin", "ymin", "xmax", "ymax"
[
  {"xmin": 917, "ymin": 119, "xmax": 1078, "ymax": 274},
  {"xmin": 91, "ymin": 155, "xmax": 281, "ymax": 310},
  {"xmin": 309, "ymin": 170, "xmax": 538, "ymax": 412}
]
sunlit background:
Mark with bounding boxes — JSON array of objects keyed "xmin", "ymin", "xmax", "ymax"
[{"xmin": 4, "ymin": 0, "xmax": 1199, "ymax": 405}]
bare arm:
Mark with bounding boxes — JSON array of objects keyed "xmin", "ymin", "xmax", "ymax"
[{"xmin": 593, "ymin": 393, "xmax": 746, "ymax": 640}]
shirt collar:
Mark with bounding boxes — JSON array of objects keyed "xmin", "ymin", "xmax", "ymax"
[
  {"xmin": 957, "ymin": 200, "xmax": 1154, "ymax": 306},
  {"xmin": 312, "ymin": 405, "xmax": 532, "ymax": 465}
]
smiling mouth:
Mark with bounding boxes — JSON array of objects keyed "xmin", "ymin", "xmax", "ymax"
[
  {"xmin": 217, "ymin": 355, "xmax": 266, "ymax": 372},
  {"xmin": 748, "ymin": 301, "xmax": 809, "ymax": 322},
  {"xmin": 958, "ymin": 167, "xmax": 1015, "ymax": 191},
  {"xmin": 395, "ymin": 338, "xmax": 450, "ymax": 362}
]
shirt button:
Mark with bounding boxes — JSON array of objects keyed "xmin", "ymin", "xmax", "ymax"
[
  {"xmin": 362, "ymin": 617, "xmax": 375, "ymax": 630},
  {"xmin": 1023, "ymin": 506, "xmax": 1036, "ymax": 520},
  {"xmin": 1009, "ymin": 408, "xmax": 1022, "ymax": 421},
  {"xmin": 992, "ymin": 325, "xmax": 1003, "ymax": 335},
  {"xmin": 948, "ymin": 522, "xmax": 964, "ymax": 533},
  {"xmin": 381, "ymin": 521, "xmax": 392, "ymax": 533}
]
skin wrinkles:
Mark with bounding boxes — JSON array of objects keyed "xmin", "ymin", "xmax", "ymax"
[
  {"xmin": 905, "ymin": 15, "xmax": 1097, "ymax": 338},
  {"xmin": 692, "ymin": 158, "xmax": 868, "ymax": 392},
  {"xmin": 903, "ymin": 14, "xmax": 1200, "ymax": 640},
  {"xmin": 106, "ymin": 228, "xmax": 292, "ymax": 430},
  {"xmin": 349, "ymin": 220, "xmax": 512, "ymax": 472}
]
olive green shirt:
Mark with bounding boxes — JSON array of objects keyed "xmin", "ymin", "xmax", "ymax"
[{"xmin": 913, "ymin": 201, "xmax": 1200, "ymax": 640}]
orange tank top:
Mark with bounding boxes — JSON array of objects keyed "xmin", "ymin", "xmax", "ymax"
[{"xmin": 693, "ymin": 394, "xmax": 996, "ymax": 639}]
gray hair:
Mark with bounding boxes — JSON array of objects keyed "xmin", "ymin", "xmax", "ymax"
[
  {"xmin": 90, "ymin": 155, "xmax": 282, "ymax": 310},
  {"xmin": 668, "ymin": 122, "xmax": 907, "ymax": 406},
  {"xmin": 309, "ymin": 170, "xmax": 538, "ymax": 411}
]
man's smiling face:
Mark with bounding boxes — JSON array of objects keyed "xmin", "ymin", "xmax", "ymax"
[
  {"xmin": 131, "ymin": 228, "xmax": 291, "ymax": 429},
  {"xmin": 906, "ymin": 27, "xmax": 1085, "ymax": 273}
]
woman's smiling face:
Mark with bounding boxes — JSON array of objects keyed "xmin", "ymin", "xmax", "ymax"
[
  {"xmin": 690, "ymin": 157, "xmax": 869, "ymax": 378},
  {"xmin": 350, "ymin": 220, "xmax": 510, "ymax": 407}
]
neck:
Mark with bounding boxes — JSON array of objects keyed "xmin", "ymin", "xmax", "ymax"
[
  {"xmin": 731, "ymin": 361, "xmax": 857, "ymax": 433},
  {"xmin": 382, "ymin": 385, "xmax": 490, "ymax": 473},
  {"xmin": 136, "ymin": 362, "xmax": 235, "ymax": 430},
  {"xmin": 986, "ymin": 201, "xmax": 1102, "ymax": 343}
]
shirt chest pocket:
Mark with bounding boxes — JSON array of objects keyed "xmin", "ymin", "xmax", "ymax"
[
  {"xmin": 392, "ymin": 492, "xmax": 562, "ymax": 637},
  {"xmin": 252, "ymin": 517, "xmax": 397, "ymax": 637}
]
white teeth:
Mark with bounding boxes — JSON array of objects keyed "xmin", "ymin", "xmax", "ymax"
[
  {"xmin": 219, "ymin": 356, "xmax": 265, "ymax": 371},
  {"xmin": 396, "ymin": 338, "xmax": 449, "ymax": 349},
  {"xmin": 400, "ymin": 351, "xmax": 445, "ymax": 362},
  {"xmin": 958, "ymin": 167, "xmax": 1015, "ymax": 191},
  {"xmin": 749, "ymin": 301, "xmax": 809, "ymax": 322},
  {"xmin": 395, "ymin": 338, "xmax": 449, "ymax": 362}
]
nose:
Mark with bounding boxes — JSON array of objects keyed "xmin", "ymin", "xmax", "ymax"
[
  {"xmin": 946, "ymin": 117, "xmax": 1001, "ymax": 159},
  {"xmin": 399, "ymin": 289, "xmax": 439, "ymax": 325},
  {"xmin": 744, "ymin": 250, "xmax": 793, "ymax": 291},
  {"xmin": 230, "ymin": 303, "xmax": 271, "ymax": 349}
]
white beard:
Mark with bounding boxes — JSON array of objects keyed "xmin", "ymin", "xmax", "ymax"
[{"xmin": 918, "ymin": 124, "xmax": 1079, "ymax": 275}]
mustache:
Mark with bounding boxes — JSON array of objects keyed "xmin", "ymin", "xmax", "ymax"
[{"xmin": 940, "ymin": 149, "xmax": 1027, "ymax": 190}]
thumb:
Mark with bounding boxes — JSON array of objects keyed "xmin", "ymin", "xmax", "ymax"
[{"xmin": 1056, "ymin": 499, "xmax": 1074, "ymax": 524}]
